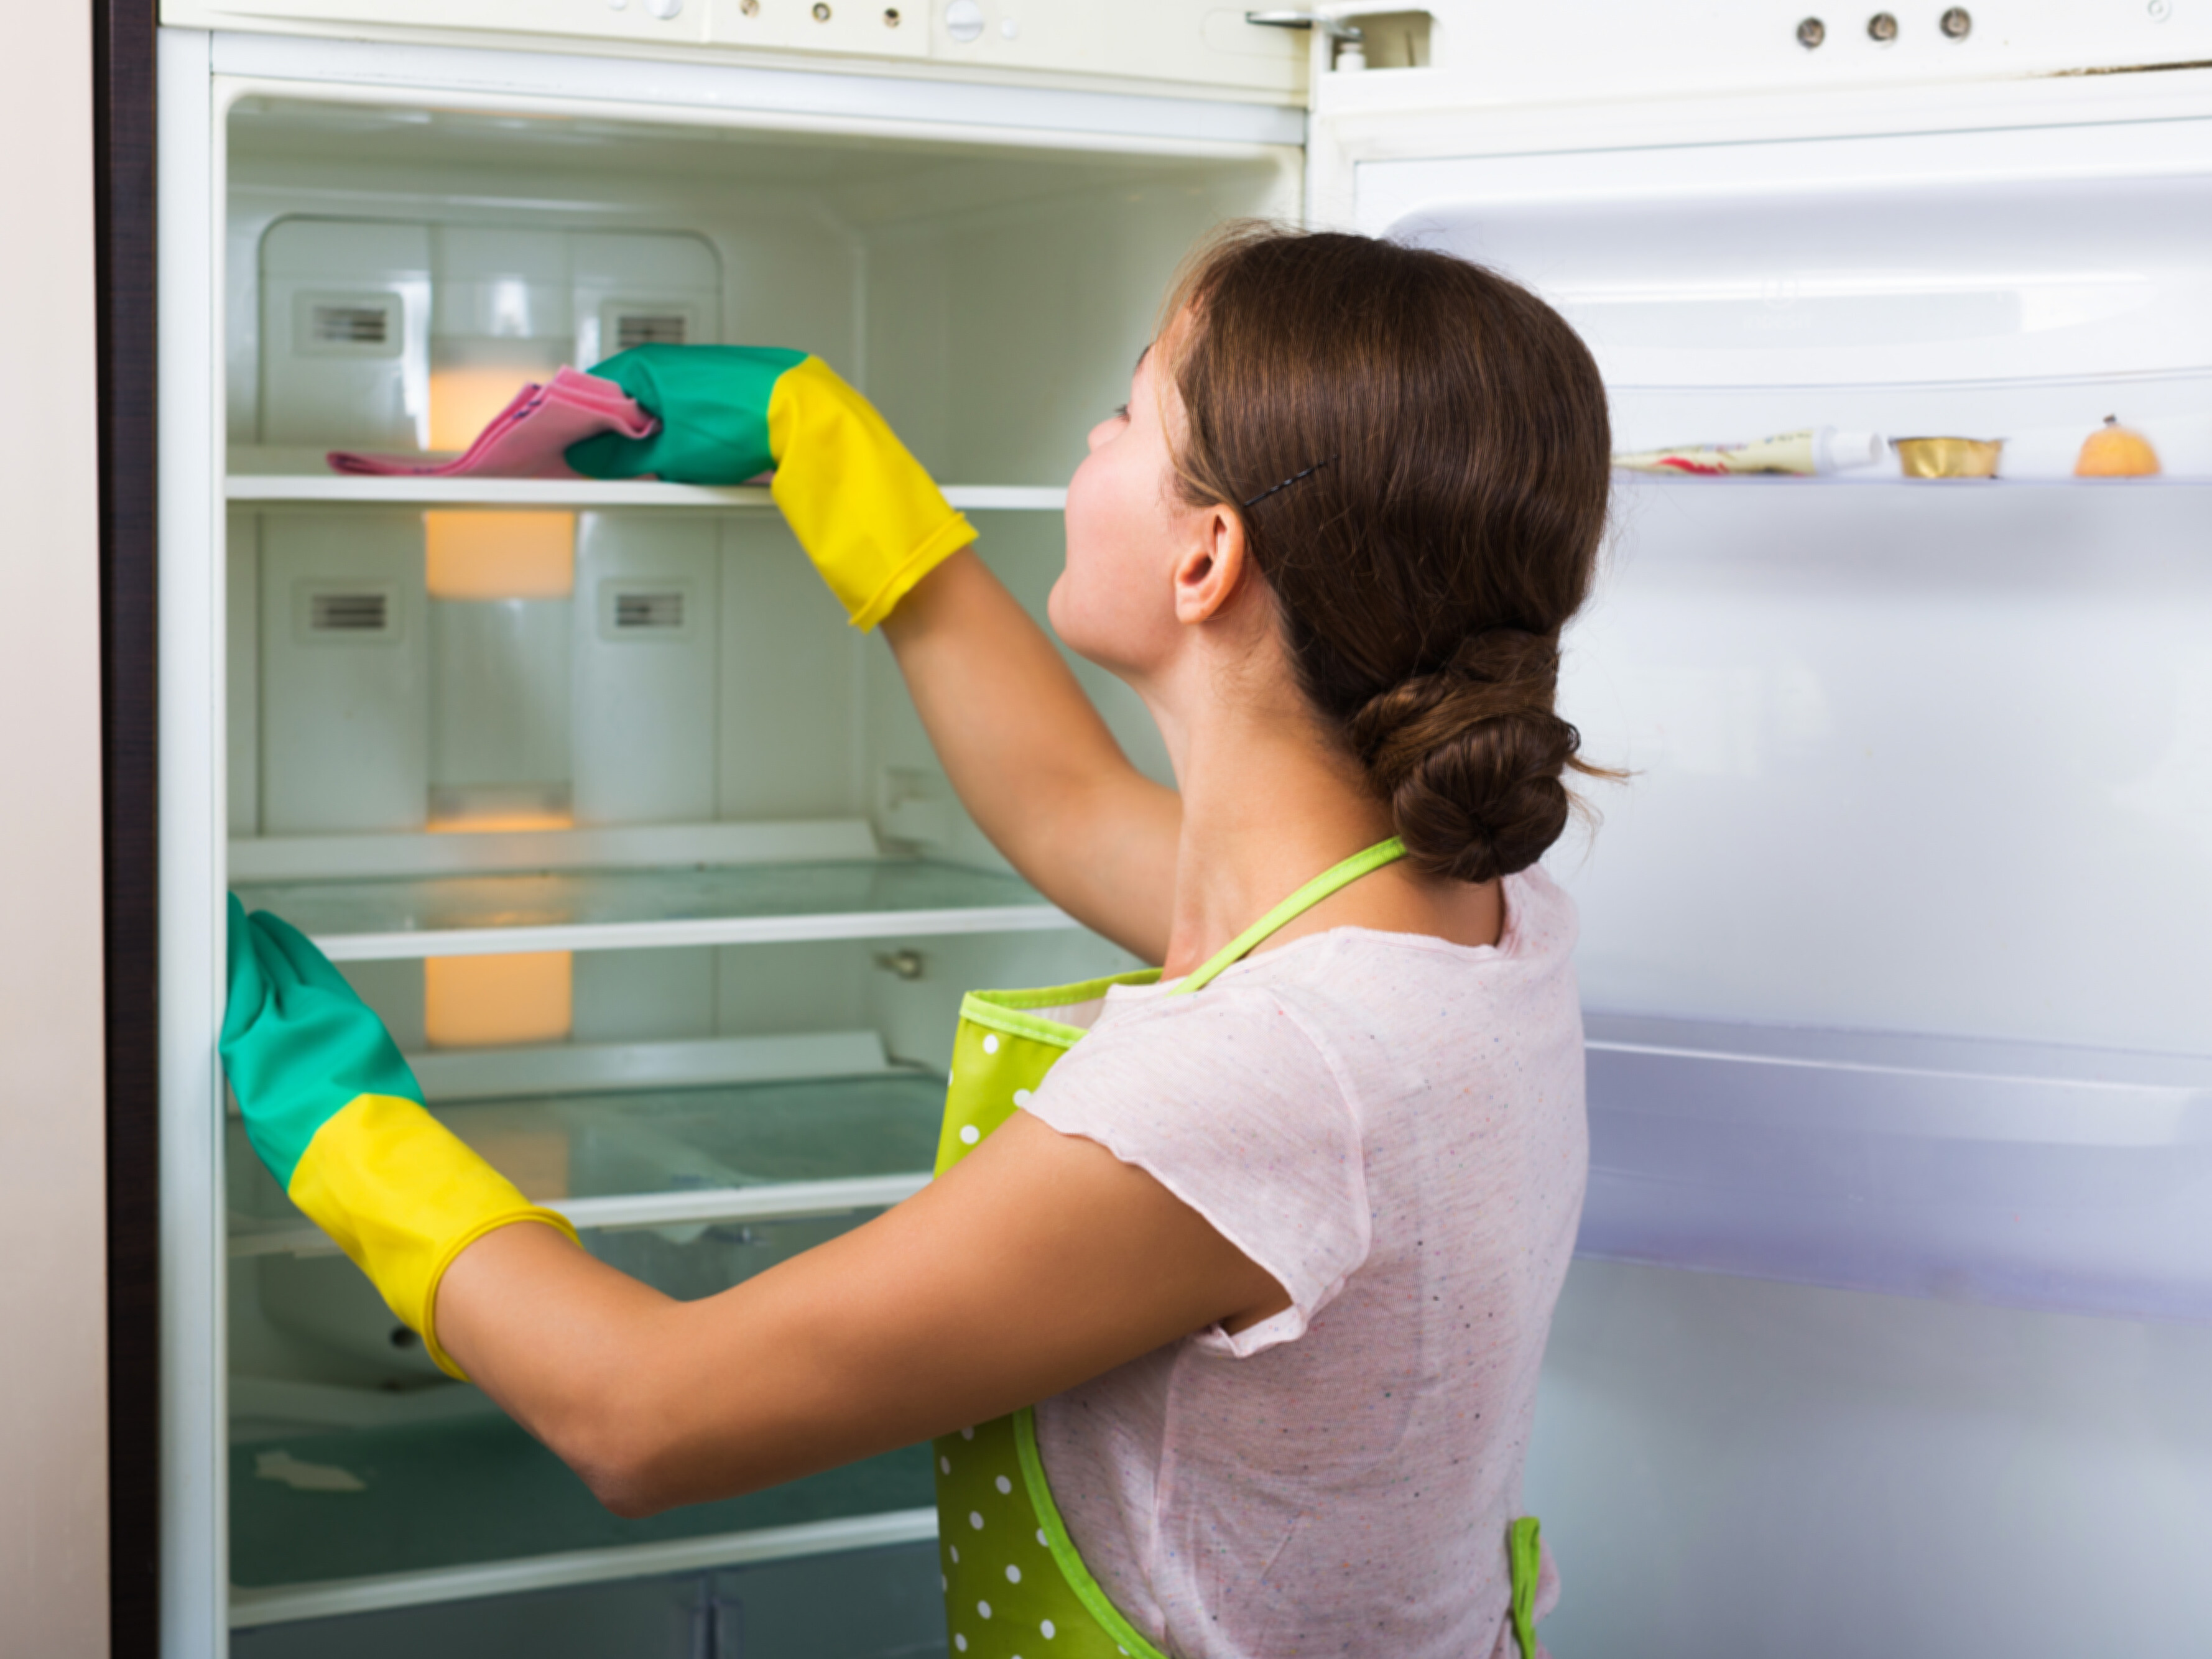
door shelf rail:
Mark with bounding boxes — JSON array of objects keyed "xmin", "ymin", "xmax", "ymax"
[
  {"xmin": 1580, "ymin": 1013, "xmax": 2212, "ymax": 1324},
  {"xmin": 228, "ymin": 1506, "xmax": 939, "ymax": 1629}
]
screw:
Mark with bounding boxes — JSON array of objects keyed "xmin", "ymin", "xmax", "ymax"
[
  {"xmin": 741, "ymin": 0, "xmax": 758, "ymax": 12},
  {"xmin": 884, "ymin": 4, "xmax": 900, "ymax": 21},
  {"xmin": 1940, "ymin": 5, "xmax": 1970, "ymax": 35},
  {"xmin": 2149, "ymin": 0, "xmax": 2172, "ymax": 17},
  {"xmin": 1867, "ymin": 10, "xmax": 1898, "ymax": 39},
  {"xmin": 812, "ymin": 1, "xmax": 830, "ymax": 17},
  {"xmin": 389, "ymin": 1326, "xmax": 418, "ymax": 1350},
  {"xmin": 873, "ymin": 949, "xmax": 927, "ymax": 981},
  {"xmin": 1797, "ymin": 16, "xmax": 1826, "ymax": 45}
]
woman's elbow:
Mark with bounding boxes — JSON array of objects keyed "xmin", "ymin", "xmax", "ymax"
[{"xmin": 566, "ymin": 1412, "xmax": 687, "ymax": 1519}]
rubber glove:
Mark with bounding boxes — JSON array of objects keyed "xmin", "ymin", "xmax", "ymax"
[
  {"xmin": 220, "ymin": 896, "xmax": 578, "ymax": 1378},
  {"xmin": 565, "ymin": 344, "xmax": 974, "ymax": 631}
]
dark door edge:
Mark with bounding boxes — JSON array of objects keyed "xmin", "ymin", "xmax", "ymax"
[{"xmin": 95, "ymin": 1, "xmax": 161, "ymax": 1653}]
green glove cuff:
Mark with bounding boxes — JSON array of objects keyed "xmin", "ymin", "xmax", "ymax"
[{"xmin": 568, "ymin": 344, "xmax": 973, "ymax": 629}]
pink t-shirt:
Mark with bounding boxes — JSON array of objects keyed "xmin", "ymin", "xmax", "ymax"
[{"xmin": 1022, "ymin": 867, "xmax": 1587, "ymax": 1659}]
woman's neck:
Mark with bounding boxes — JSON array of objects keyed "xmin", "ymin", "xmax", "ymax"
[{"xmin": 1152, "ymin": 675, "xmax": 1400, "ymax": 979}]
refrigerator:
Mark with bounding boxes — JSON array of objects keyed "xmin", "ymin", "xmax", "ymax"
[{"xmin": 132, "ymin": 2, "xmax": 2212, "ymax": 1653}]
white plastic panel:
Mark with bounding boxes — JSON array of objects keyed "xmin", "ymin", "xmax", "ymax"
[
  {"xmin": 1527, "ymin": 1260, "xmax": 2212, "ymax": 1659},
  {"xmin": 570, "ymin": 231, "xmax": 723, "ymax": 367},
  {"xmin": 167, "ymin": 0, "xmax": 1307, "ymax": 97},
  {"xmin": 258, "ymin": 217, "xmax": 429, "ymax": 448},
  {"xmin": 1370, "ymin": 117, "xmax": 2212, "ymax": 400},
  {"xmin": 572, "ymin": 515, "xmax": 721, "ymax": 825},
  {"xmin": 429, "ymin": 597, "xmax": 572, "ymax": 811},
  {"xmin": 258, "ymin": 512, "xmax": 430, "ymax": 834},
  {"xmin": 1551, "ymin": 478, "xmax": 2212, "ymax": 1055},
  {"xmin": 1313, "ymin": 0, "xmax": 2212, "ymax": 116}
]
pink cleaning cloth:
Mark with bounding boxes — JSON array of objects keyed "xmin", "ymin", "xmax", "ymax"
[{"xmin": 326, "ymin": 367, "xmax": 660, "ymax": 479}]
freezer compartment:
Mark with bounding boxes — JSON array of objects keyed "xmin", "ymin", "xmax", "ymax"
[
  {"xmin": 231, "ymin": 1540, "xmax": 946, "ymax": 1656},
  {"xmin": 1581, "ymin": 1015, "xmax": 2212, "ymax": 1324}
]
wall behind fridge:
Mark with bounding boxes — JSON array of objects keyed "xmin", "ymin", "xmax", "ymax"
[{"xmin": 0, "ymin": 2, "xmax": 111, "ymax": 1655}]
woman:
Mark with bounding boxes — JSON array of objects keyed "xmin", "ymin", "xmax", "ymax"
[{"xmin": 223, "ymin": 224, "xmax": 1611, "ymax": 1658}]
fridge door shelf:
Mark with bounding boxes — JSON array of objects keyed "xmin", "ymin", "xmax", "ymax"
[
  {"xmin": 1582, "ymin": 1015, "xmax": 2212, "ymax": 1324},
  {"xmin": 231, "ymin": 856, "xmax": 1075, "ymax": 961},
  {"xmin": 228, "ymin": 451, "xmax": 1070, "ymax": 513},
  {"xmin": 1613, "ymin": 474, "xmax": 2212, "ymax": 489},
  {"xmin": 226, "ymin": 1037, "xmax": 946, "ymax": 1256}
]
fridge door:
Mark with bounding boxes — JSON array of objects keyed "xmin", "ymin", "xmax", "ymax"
[
  {"xmin": 1307, "ymin": 34, "xmax": 2212, "ymax": 1659},
  {"xmin": 1315, "ymin": 45, "xmax": 2212, "ymax": 1319}
]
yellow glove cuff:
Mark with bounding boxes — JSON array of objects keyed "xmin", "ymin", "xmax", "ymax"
[
  {"xmin": 767, "ymin": 355, "xmax": 976, "ymax": 630},
  {"xmin": 287, "ymin": 1093, "xmax": 580, "ymax": 1380}
]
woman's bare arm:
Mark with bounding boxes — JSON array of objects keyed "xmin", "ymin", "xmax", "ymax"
[
  {"xmin": 882, "ymin": 547, "xmax": 1180, "ymax": 962},
  {"xmin": 435, "ymin": 1114, "xmax": 1285, "ymax": 1516}
]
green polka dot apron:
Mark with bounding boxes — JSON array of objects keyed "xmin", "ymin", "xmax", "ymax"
[{"xmin": 930, "ymin": 838, "xmax": 1548, "ymax": 1659}]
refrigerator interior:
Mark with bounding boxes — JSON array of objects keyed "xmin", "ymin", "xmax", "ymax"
[
  {"xmin": 1347, "ymin": 104, "xmax": 2212, "ymax": 1654},
  {"xmin": 211, "ymin": 86, "xmax": 1297, "ymax": 1647}
]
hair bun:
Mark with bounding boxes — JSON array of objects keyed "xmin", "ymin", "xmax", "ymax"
[{"xmin": 1346, "ymin": 630, "xmax": 1580, "ymax": 884}]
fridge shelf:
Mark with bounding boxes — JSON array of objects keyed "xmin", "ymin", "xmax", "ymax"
[
  {"xmin": 226, "ymin": 451, "xmax": 1068, "ymax": 513},
  {"xmin": 229, "ymin": 1507, "xmax": 938, "ymax": 1631},
  {"xmin": 226, "ymin": 1408, "xmax": 936, "ymax": 1607},
  {"xmin": 226, "ymin": 1050, "xmax": 947, "ymax": 1258},
  {"xmin": 1581, "ymin": 1014, "xmax": 2212, "ymax": 1324},
  {"xmin": 231, "ymin": 856, "xmax": 1076, "ymax": 962},
  {"xmin": 1614, "ymin": 473, "xmax": 2212, "ymax": 488}
]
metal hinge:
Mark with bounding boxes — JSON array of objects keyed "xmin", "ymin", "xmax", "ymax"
[{"xmin": 1246, "ymin": 9, "xmax": 1366, "ymax": 44}]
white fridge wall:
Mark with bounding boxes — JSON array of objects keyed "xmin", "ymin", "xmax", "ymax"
[{"xmin": 1555, "ymin": 479, "xmax": 2212, "ymax": 1052}]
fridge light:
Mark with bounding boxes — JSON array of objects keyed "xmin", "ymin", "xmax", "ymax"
[
  {"xmin": 425, "ymin": 511, "xmax": 577, "ymax": 601},
  {"xmin": 425, "ymin": 951, "xmax": 575, "ymax": 1050}
]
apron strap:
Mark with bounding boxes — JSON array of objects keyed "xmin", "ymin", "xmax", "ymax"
[{"xmin": 1168, "ymin": 837, "xmax": 1407, "ymax": 998}]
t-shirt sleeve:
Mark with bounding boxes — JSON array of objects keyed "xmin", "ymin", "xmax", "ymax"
[{"xmin": 1022, "ymin": 987, "xmax": 1371, "ymax": 1357}]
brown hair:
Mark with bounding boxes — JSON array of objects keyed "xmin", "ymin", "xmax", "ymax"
[{"xmin": 1162, "ymin": 224, "xmax": 1614, "ymax": 884}]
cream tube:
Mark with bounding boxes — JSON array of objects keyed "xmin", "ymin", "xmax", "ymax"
[{"xmin": 1615, "ymin": 427, "xmax": 1883, "ymax": 477}]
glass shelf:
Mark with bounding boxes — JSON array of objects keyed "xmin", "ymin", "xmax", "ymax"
[
  {"xmin": 228, "ymin": 1069, "xmax": 948, "ymax": 1254},
  {"xmin": 229, "ymin": 1416, "xmax": 934, "ymax": 1590},
  {"xmin": 226, "ymin": 450, "xmax": 1067, "ymax": 512},
  {"xmin": 231, "ymin": 857, "xmax": 1073, "ymax": 962},
  {"xmin": 1613, "ymin": 472, "xmax": 2211, "ymax": 488}
]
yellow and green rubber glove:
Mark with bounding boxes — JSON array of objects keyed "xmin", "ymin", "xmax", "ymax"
[
  {"xmin": 567, "ymin": 344, "xmax": 975, "ymax": 631},
  {"xmin": 220, "ymin": 896, "xmax": 578, "ymax": 1379}
]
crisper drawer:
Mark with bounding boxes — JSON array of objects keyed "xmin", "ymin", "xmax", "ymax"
[{"xmin": 233, "ymin": 1539, "xmax": 947, "ymax": 1657}]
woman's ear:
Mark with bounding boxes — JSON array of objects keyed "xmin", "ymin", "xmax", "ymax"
[{"xmin": 1170, "ymin": 504, "xmax": 1252, "ymax": 626}]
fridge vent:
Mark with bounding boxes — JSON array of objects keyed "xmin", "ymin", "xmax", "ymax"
[
  {"xmin": 308, "ymin": 591, "xmax": 391, "ymax": 634},
  {"xmin": 613, "ymin": 591, "xmax": 685, "ymax": 631},
  {"xmin": 310, "ymin": 304, "xmax": 391, "ymax": 346},
  {"xmin": 615, "ymin": 313, "xmax": 689, "ymax": 350}
]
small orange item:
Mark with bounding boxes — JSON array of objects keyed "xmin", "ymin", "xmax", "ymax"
[{"xmin": 2075, "ymin": 415, "xmax": 2161, "ymax": 478}]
